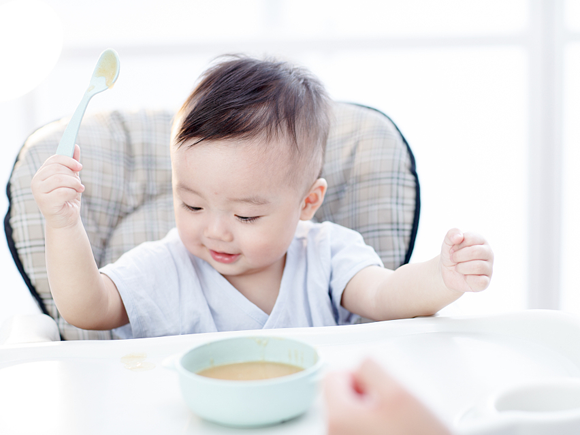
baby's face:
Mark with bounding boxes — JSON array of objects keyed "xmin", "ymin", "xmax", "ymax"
[{"xmin": 171, "ymin": 139, "xmax": 307, "ymax": 281}]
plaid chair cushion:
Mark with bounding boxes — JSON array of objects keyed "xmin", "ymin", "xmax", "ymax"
[{"xmin": 5, "ymin": 102, "xmax": 419, "ymax": 340}]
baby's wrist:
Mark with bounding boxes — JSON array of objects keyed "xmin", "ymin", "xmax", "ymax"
[
  {"xmin": 434, "ymin": 256, "xmax": 446, "ymax": 283},
  {"xmin": 44, "ymin": 215, "xmax": 82, "ymax": 232},
  {"xmin": 435, "ymin": 256, "xmax": 463, "ymax": 295}
]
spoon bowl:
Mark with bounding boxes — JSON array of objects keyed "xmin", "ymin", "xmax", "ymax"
[
  {"xmin": 56, "ymin": 48, "xmax": 120, "ymax": 157},
  {"xmin": 87, "ymin": 48, "xmax": 120, "ymax": 94}
]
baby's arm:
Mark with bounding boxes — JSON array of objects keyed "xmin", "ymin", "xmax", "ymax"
[
  {"xmin": 342, "ymin": 229, "xmax": 494, "ymax": 320},
  {"xmin": 31, "ymin": 145, "xmax": 128, "ymax": 330}
]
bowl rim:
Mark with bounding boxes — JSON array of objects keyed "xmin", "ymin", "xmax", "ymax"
[{"xmin": 175, "ymin": 335, "xmax": 324, "ymax": 386}]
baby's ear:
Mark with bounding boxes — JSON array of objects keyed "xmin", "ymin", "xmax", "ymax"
[{"xmin": 300, "ymin": 178, "xmax": 327, "ymax": 220}]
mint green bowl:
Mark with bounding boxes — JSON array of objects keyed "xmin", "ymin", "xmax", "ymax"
[{"xmin": 163, "ymin": 336, "xmax": 323, "ymax": 427}]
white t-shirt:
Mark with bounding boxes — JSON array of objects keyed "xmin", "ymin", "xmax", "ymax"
[{"xmin": 101, "ymin": 220, "xmax": 383, "ymax": 339}]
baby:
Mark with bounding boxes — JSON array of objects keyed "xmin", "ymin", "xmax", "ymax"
[{"xmin": 31, "ymin": 55, "xmax": 494, "ymax": 338}]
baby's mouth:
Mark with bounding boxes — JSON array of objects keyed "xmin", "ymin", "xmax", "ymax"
[{"xmin": 209, "ymin": 250, "xmax": 240, "ymax": 264}]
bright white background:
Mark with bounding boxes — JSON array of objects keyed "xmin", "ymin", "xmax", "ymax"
[{"xmin": 0, "ymin": 0, "xmax": 578, "ymax": 326}]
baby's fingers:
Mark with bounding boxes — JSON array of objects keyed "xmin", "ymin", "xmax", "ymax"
[
  {"xmin": 451, "ymin": 244, "xmax": 493, "ymax": 263},
  {"xmin": 38, "ymin": 172, "xmax": 85, "ymax": 195},
  {"xmin": 453, "ymin": 258, "xmax": 493, "ymax": 292},
  {"xmin": 454, "ymin": 260, "xmax": 492, "ymax": 277},
  {"xmin": 464, "ymin": 274, "xmax": 491, "ymax": 292},
  {"xmin": 72, "ymin": 144, "xmax": 81, "ymax": 162},
  {"xmin": 36, "ymin": 154, "xmax": 83, "ymax": 181},
  {"xmin": 443, "ymin": 228, "xmax": 464, "ymax": 250},
  {"xmin": 451, "ymin": 232, "xmax": 488, "ymax": 251}
]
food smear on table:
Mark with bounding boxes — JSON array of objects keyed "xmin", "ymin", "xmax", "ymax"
[
  {"xmin": 197, "ymin": 361, "xmax": 303, "ymax": 381},
  {"xmin": 121, "ymin": 352, "xmax": 155, "ymax": 372}
]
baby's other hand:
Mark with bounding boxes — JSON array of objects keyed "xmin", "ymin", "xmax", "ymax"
[
  {"xmin": 31, "ymin": 144, "xmax": 84, "ymax": 229},
  {"xmin": 440, "ymin": 228, "xmax": 494, "ymax": 293}
]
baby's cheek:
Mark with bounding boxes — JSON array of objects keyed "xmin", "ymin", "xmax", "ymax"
[
  {"xmin": 252, "ymin": 238, "xmax": 281, "ymax": 255},
  {"xmin": 245, "ymin": 235, "xmax": 287, "ymax": 260}
]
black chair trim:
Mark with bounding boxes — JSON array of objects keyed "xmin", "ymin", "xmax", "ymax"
[
  {"xmin": 347, "ymin": 103, "xmax": 421, "ymax": 266},
  {"xmin": 4, "ymin": 161, "xmax": 50, "ymax": 318}
]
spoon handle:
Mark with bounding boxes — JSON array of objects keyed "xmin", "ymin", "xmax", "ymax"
[{"xmin": 56, "ymin": 91, "xmax": 94, "ymax": 158}]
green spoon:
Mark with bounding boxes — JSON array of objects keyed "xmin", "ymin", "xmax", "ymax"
[{"xmin": 56, "ymin": 48, "xmax": 120, "ymax": 157}]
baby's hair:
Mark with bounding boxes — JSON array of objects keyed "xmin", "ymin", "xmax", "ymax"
[{"xmin": 174, "ymin": 54, "xmax": 331, "ymax": 188}]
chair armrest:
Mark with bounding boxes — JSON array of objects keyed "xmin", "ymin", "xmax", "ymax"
[{"xmin": 0, "ymin": 314, "xmax": 60, "ymax": 345}]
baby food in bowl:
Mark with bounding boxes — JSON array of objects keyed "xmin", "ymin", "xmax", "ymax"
[
  {"xmin": 163, "ymin": 336, "xmax": 323, "ymax": 427},
  {"xmin": 197, "ymin": 361, "xmax": 304, "ymax": 380}
]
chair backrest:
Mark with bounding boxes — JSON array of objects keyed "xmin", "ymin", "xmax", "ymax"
[{"xmin": 5, "ymin": 102, "xmax": 420, "ymax": 340}]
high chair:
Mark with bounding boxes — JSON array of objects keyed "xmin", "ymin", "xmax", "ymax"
[{"xmin": 4, "ymin": 102, "xmax": 420, "ymax": 340}]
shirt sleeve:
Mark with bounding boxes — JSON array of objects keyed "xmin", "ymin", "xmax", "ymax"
[
  {"xmin": 99, "ymin": 230, "xmax": 184, "ymax": 338},
  {"xmin": 327, "ymin": 223, "xmax": 384, "ymax": 325}
]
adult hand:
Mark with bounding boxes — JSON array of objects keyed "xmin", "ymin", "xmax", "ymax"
[{"xmin": 324, "ymin": 359, "xmax": 452, "ymax": 435}]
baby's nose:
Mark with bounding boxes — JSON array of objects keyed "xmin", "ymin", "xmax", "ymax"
[{"xmin": 204, "ymin": 217, "xmax": 233, "ymax": 242}]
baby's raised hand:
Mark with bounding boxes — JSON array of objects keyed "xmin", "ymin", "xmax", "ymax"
[
  {"xmin": 31, "ymin": 144, "xmax": 85, "ymax": 229},
  {"xmin": 440, "ymin": 228, "xmax": 494, "ymax": 293}
]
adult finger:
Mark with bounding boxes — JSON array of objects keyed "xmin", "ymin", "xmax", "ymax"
[
  {"xmin": 352, "ymin": 358, "xmax": 405, "ymax": 403},
  {"xmin": 338, "ymin": 359, "xmax": 452, "ymax": 435},
  {"xmin": 324, "ymin": 372, "xmax": 368, "ymax": 435},
  {"xmin": 324, "ymin": 371, "xmax": 359, "ymax": 407}
]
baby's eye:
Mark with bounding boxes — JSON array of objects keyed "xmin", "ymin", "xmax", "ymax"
[
  {"xmin": 183, "ymin": 204, "xmax": 202, "ymax": 212},
  {"xmin": 236, "ymin": 215, "xmax": 260, "ymax": 223}
]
